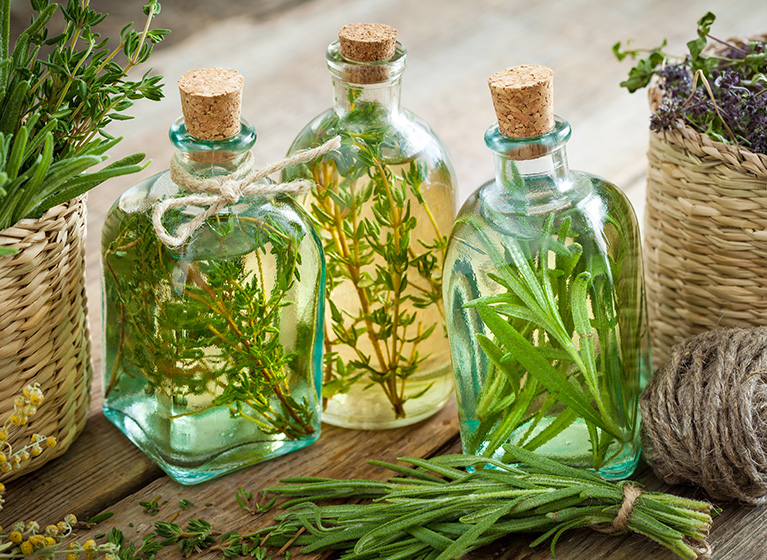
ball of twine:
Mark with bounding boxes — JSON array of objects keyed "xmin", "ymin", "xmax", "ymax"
[{"xmin": 641, "ymin": 326, "xmax": 767, "ymax": 504}]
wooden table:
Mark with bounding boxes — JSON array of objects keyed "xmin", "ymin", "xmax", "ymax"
[{"xmin": 4, "ymin": 0, "xmax": 767, "ymax": 558}]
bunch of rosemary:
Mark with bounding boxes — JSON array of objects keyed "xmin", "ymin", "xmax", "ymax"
[
  {"xmin": 258, "ymin": 446, "xmax": 716, "ymax": 560},
  {"xmin": 0, "ymin": 0, "xmax": 167, "ymax": 243},
  {"xmin": 457, "ymin": 213, "xmax": 644, "ymax": 473}
]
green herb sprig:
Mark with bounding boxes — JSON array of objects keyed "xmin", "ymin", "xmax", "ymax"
[
  {"xmin": 0, "ymin": 0, "xmax": 168, "ymax": 234},
  {"xmin": 103, "ymin": 210, "xmax": 316, "ymax": 439},
  {"xmin": 257, "ymin": 447, "xmax": 716, "ymax": 560}
]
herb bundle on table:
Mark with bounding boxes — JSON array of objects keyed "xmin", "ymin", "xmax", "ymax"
[{"xmin": 258, "ymin": 447, "xmax": 716, "ymax": 560}]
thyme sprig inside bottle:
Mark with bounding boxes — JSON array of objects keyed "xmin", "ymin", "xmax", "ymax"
[
  {"xmin": 101, "ymin": 68, "xmax": 324, "ymax": 484},
  {"xmin": 284, "ymin": 24, "xmax": 457, "ymax": 429}
]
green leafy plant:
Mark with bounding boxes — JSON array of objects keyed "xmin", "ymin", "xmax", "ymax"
[
  {"xmin": 286, "ymin": 95, "xmax": 450, "ymax": 419},
  {"xmin": 0, "ymin": 0, "xmax": 167, "ymax": 235},
  {"xmin": 257, "ymin": 446, "xmax": 716, "ymax": 560},
  {"xmin": 103, "ymin": 210, "xmax": 316, "ymax": 439},
  {"xmin": 459, "ymin": 214, "xmax": 643, "ymax": 472},
  {"xmin": 614, "ymin": 12, "xmax": 767, "ymax": 153}
]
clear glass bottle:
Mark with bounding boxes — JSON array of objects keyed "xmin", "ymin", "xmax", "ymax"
[
  {"xmin": 283, "ymin": 24, "xmax": 456, "ymax": 429},
  {"xmin": 101, "ymin": 68, "xmax": 324, "ymax": 485},
  {"xmin": 443, "ymin": 65, "xmax": 650, "ymax": 480}
]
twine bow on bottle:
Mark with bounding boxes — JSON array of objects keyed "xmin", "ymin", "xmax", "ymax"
[{"xmin": 151, "ymin": 136, "xmax": 341, "ymax": 247}]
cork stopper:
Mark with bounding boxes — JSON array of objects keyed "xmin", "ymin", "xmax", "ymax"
[
  {"xmin": 178, "ymin": 67, "xmax": 244, "ymax": 141},
  {"xmin": 488, "ymin": 65, "xmax": 554, "ymax": 138},
  {"xmin": 339, "ymin": 23, "xmax": 397, "ymax": 62}
]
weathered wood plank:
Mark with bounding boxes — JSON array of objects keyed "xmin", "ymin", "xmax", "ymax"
[{"xmin": 0, "ymin": 413, "xmax": 162, "ymax": 526}]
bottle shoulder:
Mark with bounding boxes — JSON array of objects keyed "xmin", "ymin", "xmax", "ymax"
[
  {"xmin": 288, "ymin": 105, "xmax": 454, "ymax": 171},
  {"xmin": 103, "ymin": 171, "xmax": 322, "ymax": 260},
  {"xmin": 449, "ymin": 170, "xmax": 639, "ymax": 254}
]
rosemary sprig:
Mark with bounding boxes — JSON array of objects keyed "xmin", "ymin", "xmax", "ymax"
[
  {"xmin": 456, "ymin": 212, "xmax": 642, "ymax": 472},
  {"xmin": 258, "ymin": 447, "xmax": 717, "ymax": 560},
  {"xmin": 0, "ymin": 0, "xmax": 167, "ymax": 233}
]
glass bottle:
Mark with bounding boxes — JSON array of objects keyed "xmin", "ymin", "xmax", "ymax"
[
  {"xmin": 283, "ymin": 24, "xmax": 456, "ymax": 429},
  {"xmin": 101, "ymin": 68, "xmax": 324, "ymax": 484},
  {"xmin": 443, "ymin": 65, "xmax": 650, "ymax": 480}
]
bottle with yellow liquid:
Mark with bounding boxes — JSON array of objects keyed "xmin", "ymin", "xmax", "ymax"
[{"xmin": 284, "ymin": 24, "xmax": 457, "ymax": 429}]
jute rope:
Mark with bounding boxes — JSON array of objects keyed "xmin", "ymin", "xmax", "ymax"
[
  {"xmin": 644, "ymin": 34, "xmax": 767, "ymax": 369},
  {"xmin": 641, "ymin": 327, "xmax": 767, "ymax": 504},
  {"xmin": 0, "ymin": 196, "xmax": 92, "ymax": 482},
  {"xmin": 152, "ymin": 136, "xmax": 341, "ymax": 247},
  {"xmin": 590, "ymin": 484, "xmax": 642, "ymax": 533}
]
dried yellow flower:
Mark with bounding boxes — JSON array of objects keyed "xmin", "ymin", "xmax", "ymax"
[
  {"xmin": 20, "ymin": 541, "xmax": 34, "ymax": 555},
  {"xmin": 30, "ymin": 535, "xmax": 45, "ymax": 548},
  {"xmin": 45, "ymin": 525, "xmax": 59, "ymax": 536},
  {"xmin": 9, "ymin": 531, "xmax": 23, "ymax": 543},
  {"xmin": 46, "ymin": 437, "xmax": 57, "ymax": 448}
]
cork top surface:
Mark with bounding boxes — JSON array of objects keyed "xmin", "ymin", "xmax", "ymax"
[
  {"xmin": 339, "ymin": 23, "xmax": 397, "ymax": 62},
  {"xmin": 178, "ymin": 67, "xmax": 244, "ymax": 141},
  {"xmin": 178, "ymin": 67, "xmax": 243, "ymax": 97},
  {"xmin": 488, "ymin": 64, "xmax": 554, "ymax": 137}
]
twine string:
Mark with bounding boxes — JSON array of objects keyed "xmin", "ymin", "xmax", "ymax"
[
  {"xmin": 641, "ymin": 326, "xmax": 767, "ymax": 505},
  {"xmin": 591, "ymin": 484, "xmax": 642, "ymax": 533},
  {"xmin": 612, "ymin": 484, "xmax": 642, "ymax": 531},
  {"xmin": 151, "ymin": 136, "xmax": 341, "ymax": 247}
]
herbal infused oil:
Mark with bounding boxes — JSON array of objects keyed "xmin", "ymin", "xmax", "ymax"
[
  {"xmin": 443, "ymin": 66, "xmax": 651, "ymax": 479},
  {"xmin": 284, "ymin": 24, "xmax": 456, "ymax": 429},
  {"xmin": 101, "ymin": 68, "xmax": 324, "ymax": 484}
]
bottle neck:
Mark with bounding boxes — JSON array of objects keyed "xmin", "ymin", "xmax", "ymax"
[
  {"xmin": 326, "ymin": 40, "xmax": 406, "ymax": 118},
  {"xmin": 168, "ymin": 116, "xmax": 257, "ymax": 179},
  {"xmin": 484, "ymin": 117, "xmax": 574, "ymax": 213}
]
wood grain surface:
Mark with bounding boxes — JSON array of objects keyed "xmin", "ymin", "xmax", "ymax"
[{"xmin": 4, "ymin": 0, "xmax": 767, "ymax": 559}]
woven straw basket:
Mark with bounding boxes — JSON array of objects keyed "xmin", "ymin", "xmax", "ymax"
[
  {"xmin": 0, "ymin": 196, "xmax": 92, "ymax": 482},
  {"xmin": 644, "ymin": 35, "xmax": 767, "ymax": 368}
]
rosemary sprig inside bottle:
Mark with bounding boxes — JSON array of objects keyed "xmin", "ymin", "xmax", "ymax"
[
  {"xmin": 258, "ymin": 446, "xmax": 717, "ymax": 560},
  {"xmin": 456, "ymin": 213, "xmax": 644, "ymax": 473}
]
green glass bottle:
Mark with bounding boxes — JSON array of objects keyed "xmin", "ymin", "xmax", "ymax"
[
  {"xmin": 443, "ymin": 65, "xmax": 651, "ymax": 479},
  {"xmin": 284, "ymin": 24, "xmax": 456, "ymax": 429},
  {"xmin": 101, "ymin": 68, "xmax": 324, "ymax": 484}
]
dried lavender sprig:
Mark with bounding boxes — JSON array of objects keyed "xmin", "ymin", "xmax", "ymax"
[{"xmin": 258, "ymin": 446, "xmax": 717, "ymax": 560}]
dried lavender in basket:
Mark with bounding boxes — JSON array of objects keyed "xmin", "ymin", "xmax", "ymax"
[{"xmin": 614, "ymin": 12, "xmax": 767, "ymax": 153}]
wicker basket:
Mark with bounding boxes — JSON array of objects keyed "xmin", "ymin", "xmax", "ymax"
[
  {"xmin": 0, "ymin": 196, "xmax": 93, "ymax": 482},
  {"xmin": 644, "ymin": 39, "xmax": 767, "ymax": 368}
]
